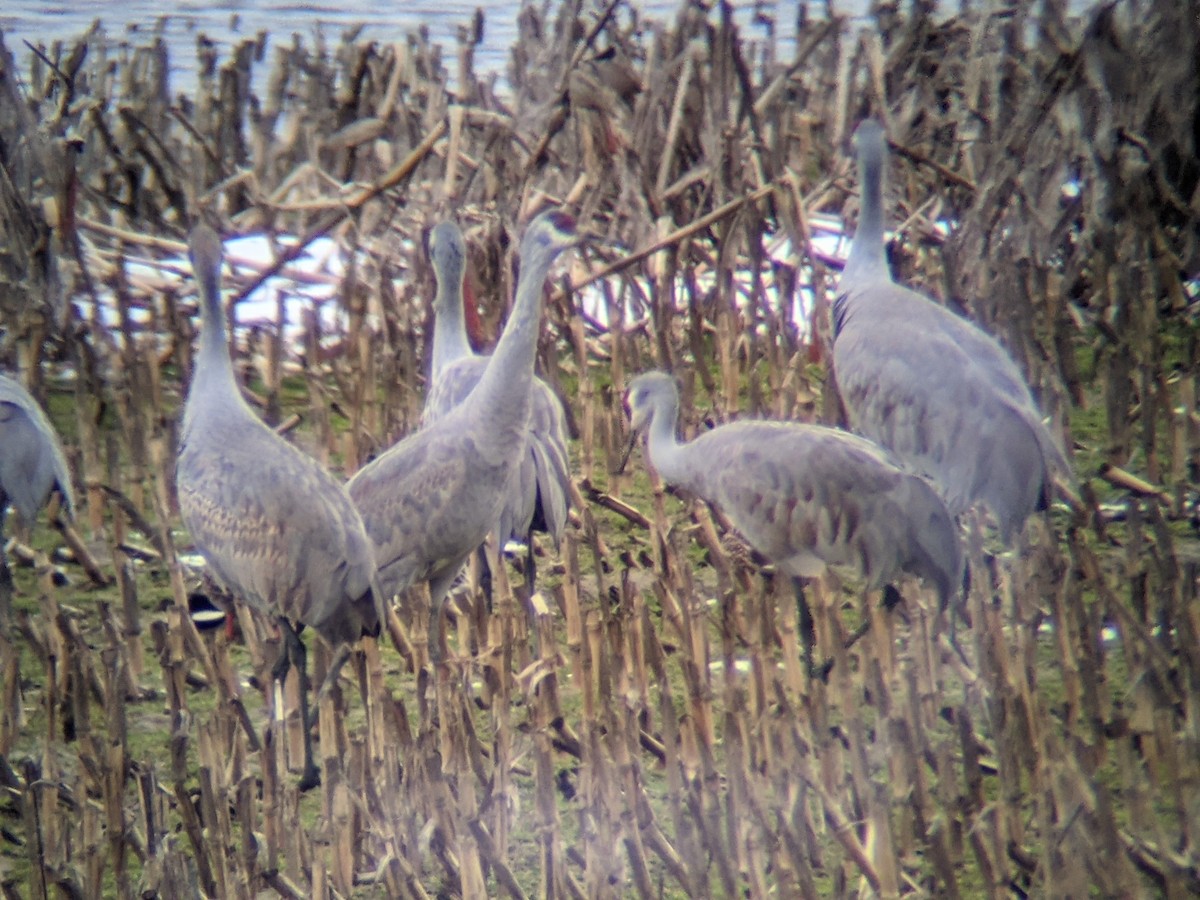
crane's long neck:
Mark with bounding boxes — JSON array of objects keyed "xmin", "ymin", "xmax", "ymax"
[
  {"xmin": 843, "ymin": 134, "xmax": 890, "ymax": 285},
  {"xmin": 462, "ymin": 244, "xmax": 557, "ymax": 441},
  {"xmin": 430, "ymin": 268, "xmax": 473, "ymax": 380},
  {"xmin": 192, "ymin": 259, "xmax": 240, "ymax": 410},
  {"xmin": 644, "ymin": 397, "xmax": 690, "ymax": 488}
]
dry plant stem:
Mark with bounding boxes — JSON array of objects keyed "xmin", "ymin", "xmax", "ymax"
[
  {"xmin": 580, "ymin": 478, "xmax": 651, "ymax": 529},
  {"xmin": 99, "ymin": 483, "xmax": 167, "ymax": 556},
  {"xmin": 570, "ymin": 181, "xmax": 777, "ymax": 293},
  {"xmin": 1096, "ymin": 462, "xmax": 1171, "ymax": 504},
  {"xmin": 52, "ymin": 517, "xmax": 112, "ymax": 585},
  {"xmin": 0, "ymin": 3, "xmax": 1196, "ymax": 896},
  {"xmin": 232, "ymin": 119, "xmax": 447, "ymax": 305}
]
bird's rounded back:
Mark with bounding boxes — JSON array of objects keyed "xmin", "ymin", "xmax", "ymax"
[
  {"xmin": 832, "ymin": 120, "xmax": 1073, "ymax": 541},
  {"xmin": 0, "ymin": 373, "xmax": 75, "ymax": 523},
  {"xmin": 423, "ymin": 214, "xmax": 575, "ymax": 546},
  {"xmin": 176, "ymin": 223, "xmax": 380, "ymax": 644},
  {"xmin": 624, "ymin": 370, "xmax": 962, "ymax": 604},
  {"xmin": 350, "ymin": 211, "xmax": 576, "ymax": 598}
]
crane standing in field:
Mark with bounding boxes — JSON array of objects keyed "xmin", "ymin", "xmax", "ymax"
[
  {"xmin": 176, "ymin": 224, "xmax": 381, "ymax": 790},
  {"xmin": 832, "ymin": 119, "xmax": 1072, "ymax": 543},
  {"xmin": 622, "ymin": 370, "xmax": 961, "ymax": 674},
  {"xmin": 348, "ymin": 210, "xmax": 576, "ymax": 662},
  {"xmin": 0, "ymin": 372, "xmax": 75, "ymax": 620},
  {"xmin": 422, "ymin": 219, "xmax": 571, "ymax": 595}
]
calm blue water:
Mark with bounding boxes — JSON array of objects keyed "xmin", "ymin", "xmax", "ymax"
[{"xmin": 0, "ymin": 0, "xmax": 805, "ymax": 93}]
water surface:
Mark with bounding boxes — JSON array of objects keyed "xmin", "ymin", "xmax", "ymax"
[{"xmin": 1, "ymin": 0, "xmax": 804, "ymax": 93}]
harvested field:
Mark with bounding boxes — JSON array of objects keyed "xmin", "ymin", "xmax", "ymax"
[{"xmin": 0, "ymin": 0, "xmax": 1198, "ymax": 897}]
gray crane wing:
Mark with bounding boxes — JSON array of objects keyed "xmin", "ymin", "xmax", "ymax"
[
  {"xmin": 177, "ymin": 410, "xmax": 378, "ymax": 646},
  {"xmin": 834, "ymin": 281, "xmax": 1035, "ymax": 405},
  {"xmin": 511, "ymin": 378, "xmax": 571, "ymax": 543},
  {"xmin": 422, "ymin": 356, "xmax": 488, "ymax": 425},
  {"xmin": 423, "ymin": 357, "xmax": 571, "ymax": 545},
  {"xmin": 348, "ymin": 409, "xmax": 510, "ymax": 600},
  {"xmin": 682, "ymin": 420, "xmax": 960, "ymax": 603},
  {"xmin": 833, "ymin": 282, "xmax": 1069, "ymax": 538},
  {"xmin": 0, "ymin": 375, "xmax": 75, "ymax": 523}
]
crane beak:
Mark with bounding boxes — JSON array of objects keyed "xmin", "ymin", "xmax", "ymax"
[
  {"xmin": 575, "ymin": 226, "xmax": 616, "ymax": 250},
  {"xmin": 614, "ymin": 429, "xmax": 639, "ymax": 476},
  {"xmin": 614, "ymin": 388, "xmax": 639, "ymax": 475}
]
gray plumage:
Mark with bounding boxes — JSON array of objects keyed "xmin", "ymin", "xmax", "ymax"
[
  {"xmin": 176, "ymin": 224, "xmax": 379, "ymax": 788},
  {"xmin": 625, "ymin": 371, "xmax": 962, "ymax": 607},
  {"xmin": 0, "ymin": 371, "xmax": 75, "ymax": 621},
  {"xmin": 0, "ymin": 372, "xmax": 74, "ymax": 528},
  {"xmin": 832, "ymin": 119, "xmax": 1071, "ymax": 542},
  {"xmin": 348, "ymin": 211, "xmax": 576, "ymax": 648},
  {"xmin": 422, "ymin": 220, "xmax": 571, "ymax": 547}
]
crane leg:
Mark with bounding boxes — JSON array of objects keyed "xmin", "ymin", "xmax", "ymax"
[
  {"xmin": 523, "ymin": 539, "xmax": 541, "ymax": 655},
  {"xmin": 792, "ymin": 578, "xmax": 835, "ymax": 681},
  {"xmin": 525, "ymin": 540, "xmax": 538, "ymax": 595},
  {"xmin": 427, "ymin": 570, "xmax": 460, "ymax": 666},
  {"xmin": 279, "ymin": 620, "xmax": 320, "ymax": 791},
  {"xmin": 0, "ymin": 556, "xmax": 12, "ymax": 626},
  {"xmin": 791, "ymin": 578, "xmax": 822, "ymax": 680},
  {"xmin": 270, "ymin": 635, "xmax": 292, "ymax": 684},
  {"xmin": 0, "ymin": 520, "xmax": 12, "ymax": 625},
  {"xmin": 476, "ymin": 544, "xmax": 494, "ymax": 614},
  {"xmin": 316, "ymin": 643, "xmax": 353, "ymax": 702}
]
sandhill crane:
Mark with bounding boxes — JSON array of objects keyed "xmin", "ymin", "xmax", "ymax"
[
  {"xmin": 0, "ymin": 372, "xmax": 75, "ymax": 619},
  {"xmin": 832, "ymin": 119, "xmax": 1072, "ymax": 542},
  {"xmin": 623, "ymin": 370, "xmax": 961, "ymax": 672},
  {"xmin": 348, "ymin": 210, "xmax": 576, "ymax": 661},
  {"xmin": 176, "ymin": 224, "xmax": 380, "ymax": 790},
  {"xmin": 422, "ymin": 219, "xmax": 571, "ymax": 591}
]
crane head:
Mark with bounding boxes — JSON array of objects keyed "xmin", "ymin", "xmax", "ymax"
[
  {"xmin": 188, "ymin": 223, "xmax": 224, "ymax": 278},
  {"xmin": 624, "ymin": 371, "xmax": 677, "ymax": 434},
  {"xmin": 851, "ymin": 119, "xmax": 887, "ymax": 169},
  {"xmin": 429, "ymin": 220, "xmax": 467, "ymax": 302},
  {"xmin": 520, "ymin": 208, "xmax": 578, "ymax": 258},
  {"xmin": 615, "ymin": 370, "xmax": 678, "ymax": 474}
]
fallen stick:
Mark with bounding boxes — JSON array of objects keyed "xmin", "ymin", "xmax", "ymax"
[
  {"xmin": 579, "ymin": 479, "xmax": 651, "ymax": 529},
  {"xmin": 49, "ymin": 520, "xmax": 111, "ymax": 586},
  {"xmin": 1096, "ymin": 462, "xmax": 1171, "ymax": 504},
  {"xmin": 100, "ymin": 484, "xmax": 167, "ymax": 558}
]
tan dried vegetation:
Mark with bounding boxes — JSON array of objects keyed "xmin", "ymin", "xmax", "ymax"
[{"xmin": 0, "ymin": 0, "xmax": 1197, "ymax": 897}]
